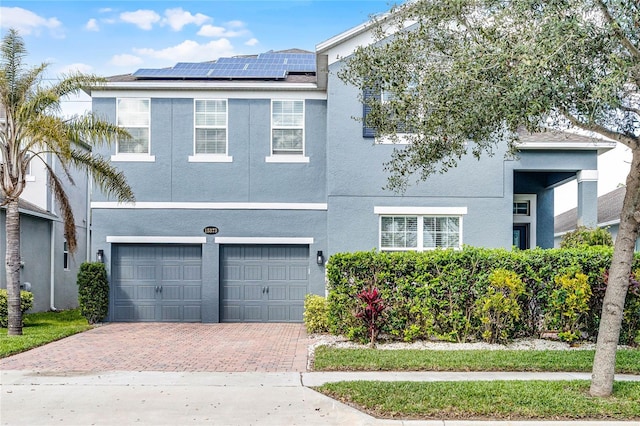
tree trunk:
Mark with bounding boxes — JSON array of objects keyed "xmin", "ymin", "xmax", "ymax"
[
  {"xmin": 5, "ymin": 199, "xmax": 22, "ymax": 336},
  {"xmin": 590, "ymin": 151, "xmax": 640, "ymax": 397}
]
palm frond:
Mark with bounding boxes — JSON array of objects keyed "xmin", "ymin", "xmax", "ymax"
[
  {"xmin": 64, "ymin": 113, "xmax": 131, "ymax": 147},
  {"xmin": 43, "ymin": 161, "xmax": 77, "ymax": 253},
  {"xmin": 70, "ymin": 150, "xmax": 135, "ymax": 203}
]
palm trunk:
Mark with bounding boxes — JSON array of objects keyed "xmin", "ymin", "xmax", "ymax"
[
  {"xmin": 5, "ymin": 199, "xmax": 22, "ymax": 336},
  {"xmin": 590, "ymin": 151, "xmax": 640, "ymax": 397}
]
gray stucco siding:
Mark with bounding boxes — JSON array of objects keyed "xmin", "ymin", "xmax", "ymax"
[
  {"xmin": 92, "ymin": 97, "xmax": 327, "ymax": 204},
  {"xmin": 91, "ymin": 208, "xmax": 327, "ymax": 323},
  {"xmin": 327, "ymin": 195, "xmax": 513, "ymax": 254}
]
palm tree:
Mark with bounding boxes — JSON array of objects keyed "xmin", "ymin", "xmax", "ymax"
[{"xmin": 0, "ymin": 29, "xmax": 135, "ymax": 335}]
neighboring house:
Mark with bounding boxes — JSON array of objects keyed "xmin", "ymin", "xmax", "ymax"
[
  {"xmin": 87, "ymin": 19, "xmax": 615, "ymax": 323},
  {"xmin": 554, "ymin": 186, "xmax": 635, "ymax": 249},
  {"xmin": 0, "ymin": 152, "xmax": 90, "ymax": 312}
]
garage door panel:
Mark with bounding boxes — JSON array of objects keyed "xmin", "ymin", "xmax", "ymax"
[
  {"xmin": 183, "ymin": 285, "xmax": 201, "ymax": 301},
  {"xmin": 183, "ymin": 265, "xmax": 202, "ymax": 280},
  {"xmin": 288, "ymin": 286, "xmax": 307, "ymax": 301},
  {"xmin": 268, "ymin": 265, "xmax": 286, "ymax": 280},
  {"xmin": 289, "ymin": 265, "xmax": 307, "ymax": 281},
  {"xmin": 243, "ymin": 305, "xmax": 263, "ymax": 321},
  {"xmin": 268, "ymin": 285, "xmax": 287, "ymax": 301},
  {"xmin": 243, "ymin": 285, "xmax": 263, "ymax": 301},
  {"xmin": 220, "ymin": 244, "xmax": 309, "ymax": 322},
  {"xmin": 183, "ymin": 306, "xmax": 201, "ymax": 322},
  {"xmin": 244, "ymin": 265, "xmax": 262, "ymax": 280},
  {"xmin": 111, "ymin": 244, "xmax": 202, "ymax": 322},
  {"xmin": 136, "ymin": 265, "xmax": 156, "ymax": 280},
  {"xmin": 135, "ymin": 304, "xmax": 156, "ymax": 321},
  {"xmin": 136, "ymin": 284, "xmax": 157, "ymax": 300}
]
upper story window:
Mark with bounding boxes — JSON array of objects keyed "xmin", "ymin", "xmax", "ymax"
[
  {"xmin": 268, "ymin": 100, "xmax": 307, "ymax": 162},
  {"xmin": 513, "ymin": 201, "xmax": 530, "ymax": 216},
  {"xmin": 116, "ymin": 98, "xmax": 151, "ymax": 158},
  {"xmin": 363, "ymin": 86, "xmax": 416, "ymax": 142},
  {"xmin": 195, "ymin": 99, "xmax": 227, "ymax": 155}
]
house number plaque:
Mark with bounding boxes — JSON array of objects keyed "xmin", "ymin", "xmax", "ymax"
[{"xmin": 203, "ymin": 226, "xmax": 219, "ymax": 235}]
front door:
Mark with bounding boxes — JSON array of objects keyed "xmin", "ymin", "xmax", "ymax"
[{"xmin": 513, "ymin": 224, "xmax": 529, "ymax": 250}]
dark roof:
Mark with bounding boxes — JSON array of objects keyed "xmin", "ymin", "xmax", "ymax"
[
  {"xmin": 107, "ymin": 49, "xmax": 317, "ymax": 84},
  {"xmin": 554, "ymin": 186, "xmax": 626, "ymax": 233},
  {"xmin": 0, "ymin": 197, "xmax": 58, "ymax": 220}
]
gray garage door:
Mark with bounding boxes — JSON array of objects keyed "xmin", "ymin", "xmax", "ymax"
[
  {"xmin": 220, "ymin": 245, "xmax": 309, "ymax": 322},
  {"xmin": 111, "ymin": 244, "xmax": 202, "ymax": 322}
]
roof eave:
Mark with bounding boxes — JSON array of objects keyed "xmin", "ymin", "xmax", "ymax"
[
  {"xmin": 517, "ymin": 141, "xmax": 617, "ymax": 155},
  {"xmin": 91, "ymin": 81, "xmax": 322, "ymax": 92}
]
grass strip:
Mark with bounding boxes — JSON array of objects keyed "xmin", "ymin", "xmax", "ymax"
[
  {"xmin": 315, "ymin": 380, "xmax": 640, "ymax": 420},
  {"xmin": 0, "ymin": 309, "xmax": 92, "ymax": 358},
  {"xmin": 313, "ymin": 346, "xmax": 640, "ymax": 374}
]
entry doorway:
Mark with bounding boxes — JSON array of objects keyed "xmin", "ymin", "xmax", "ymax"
[{"xmin": 513, "ymin": 224, "xmax": 530, "ymax": 250}]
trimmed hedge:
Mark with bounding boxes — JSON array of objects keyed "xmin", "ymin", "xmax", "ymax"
[
  {"xmin": 326, "ymin": 247, "xmax": 640, "ymax": 345},
  {"xmin": 0, "ymin": 289, "xmax": 33, "ymax": 328},
  {"xmin": 77, "ymin": 262, "xmax": 109, "ymax": 324}
]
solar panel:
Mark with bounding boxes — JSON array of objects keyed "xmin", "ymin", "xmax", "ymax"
[{"xmin": 132, "ymin": 52, "xmax": 315, "ymax": 79}]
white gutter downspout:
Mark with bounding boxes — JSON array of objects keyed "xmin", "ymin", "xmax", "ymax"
[
  {"xmin": 86, "ymin": 161, "xmax": 91, "ymax": 262},
  {"xmin": 50, "ymin": 221, "xmax": 56, "ymax": 311},
  {"xmin": 49, "ymin": 153, "xmax": 57, "ymax": 311}
]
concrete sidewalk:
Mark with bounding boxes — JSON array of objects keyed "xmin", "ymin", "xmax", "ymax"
[{"xmin": 2, "ymin": 370, "xmax": 638, "ymax": 425}]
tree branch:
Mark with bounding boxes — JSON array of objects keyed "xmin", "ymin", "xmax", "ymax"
[
  {"xmin": 595, "ymin": 0, "xmax": 640, "ymax": 60},
  {"xmin": 561, "ymin": 108, "xmax": 638, "ymax": 149}
]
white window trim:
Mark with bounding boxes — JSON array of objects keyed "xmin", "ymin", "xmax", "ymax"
[
  {"xmin": 63, "ymin": 240, "xmax": 70, "ymax": 271},
  {"xmin": 116, "ymin": 98, "xmax": 152, "ymax": 158},
  {"xmin": 193, "ymin": 99, "xmax": 229, "ymax": 158},
  {"xmin": 106, "ymin": 236, "xmax": 207, "ymax": 244},
  {"xmin": 513, "ymin": 194, "xmax": 537, "ymax": 248},
  {"xmin": 374, "ymin": 89, "xmax": 415, "ymax": 145},
  {"xmin": 214, "ymin": 237, "xmax": 314, "ymax": 244},
  {"xmin": 376, "ymin": 206, "xmax": 466, "ymax": 251},
  {"xmin": 265, "ymin": 155, "xmax": 309, "ymax": 163},
  {"xmin": 268, "ymin": 99, "xmax": 305, "ymax": 160},
  {"xmin": 111, "ymin": 153, "xmax": 156, "ymax": 162},
  {"xmin": 188, "ymin": 154, "xmax": 233, "ymax": 163}
]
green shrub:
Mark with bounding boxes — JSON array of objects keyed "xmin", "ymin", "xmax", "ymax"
[
  {"xmin": 560, "ymin": 226, "xmax": 613, "ymax": 248},
  {"xmin": 544, "ymin": 269, "xmax": 592, "ymax": 342},
  {"xmin": 326, "ymin": 246, "xmax": 640, "ymax": 345},
  {"xmin": 476, "ymin": 269, "xmax": 525, "ymax": 344},
  {"xmin": 0, "ymin": 289, "xmax": 33, "ymax": 328},
  {"xmin": 77, "ymin": 262, "xmax": 109, "ymax": 324},
  {"xmin": 303, "ymin": 294, "xmax": 329, "ymax": 333}
]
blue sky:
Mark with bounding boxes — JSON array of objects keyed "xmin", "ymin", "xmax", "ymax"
[{"xmin": 0, "ymin": 1, "xmax": 393, "ymax": 77}]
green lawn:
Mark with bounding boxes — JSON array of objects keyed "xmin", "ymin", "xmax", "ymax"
[
  {"xmin": 313, "ymin": 346, "xmax": 640, "ymax": 374},
  {"xmin": 315, "ymin": 380, "xmax": 640, "ymax": 420},
  {"xmin": 0, "ymin": 309, "xmax": 92, "ymax": 358}
]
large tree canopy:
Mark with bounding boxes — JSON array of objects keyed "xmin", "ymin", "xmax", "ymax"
[
  {"xmin": 0, "ymin": 29, "xmax": 135, "ymax": 335},
  {"xmin": 340, "ymin": 0, "xmax": 639, "ymax": 397}
]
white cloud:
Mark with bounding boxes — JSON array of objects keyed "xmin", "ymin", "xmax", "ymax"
[
  {"xmin": 245, "ymin": 38, "xmax": 259, "ymax": 47},
  {"xmin": 58, "ymin": 63, "xmax": 94, "ymax": 74},
  {"xmin": 162, "ymin": 8, "xmax": 210, "ymax": 31},
  {"xmin": 109, "ymin": 54, "xmax": 144, "ymax": 67},
  {"xmin": 120, "ymin": 10, "xmax": 161, "ymax": 30},
  {"xmin": 99, "ymin": 8, "xmax": 113, "ymax": 13},
  {"xmin": 134, "ymin": 39, "xmax": 236, "ymax": 62},
  {"xmin": 85, "ymin": 18, "xmax": 99, "ymax": 32},
  {"xmin": 226, "ymin": 20, "xmax": 245, "ymax": 29},
  {"xmin": 197, "ymin": 22, "xmax": 249, "ymax": 38},
  {"xmin": 0, "ymin": 7, "xmax": 63, "ymax": 37}
]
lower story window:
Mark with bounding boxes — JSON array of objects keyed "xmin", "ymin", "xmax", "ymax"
[{"xmin": 380, "ymin": 215, "xmax": 461, "ymax": 250}]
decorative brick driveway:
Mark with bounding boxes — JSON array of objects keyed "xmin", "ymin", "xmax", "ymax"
[{"xmin": 0, "ymin": 323, "xmax": 310, "ymax": 372}]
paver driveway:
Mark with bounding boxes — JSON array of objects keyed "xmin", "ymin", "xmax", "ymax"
[{"xmin": 0, "ymin": 323, "xmax": 310, "ymax": 372}]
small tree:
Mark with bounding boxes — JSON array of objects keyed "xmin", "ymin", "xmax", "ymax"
[{"xmin": 77, "ymin": 262, "xmax": 109, "ymax": 324}]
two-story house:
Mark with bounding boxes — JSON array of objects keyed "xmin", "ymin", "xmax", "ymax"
[{"xmin": 88, "ymin": 19, "xmax": 614, "ymax": 323}]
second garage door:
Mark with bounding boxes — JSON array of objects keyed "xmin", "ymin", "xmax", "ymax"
[{"xmin": 220, "ymin": 245, "xmax": 309, "ymax": 322}]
